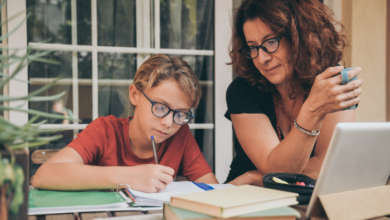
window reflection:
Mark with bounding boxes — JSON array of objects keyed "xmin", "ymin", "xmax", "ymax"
[
  {"xmin": 191, "ymin": 129, "xmax": 214, "ymax": 171},
  {"xmin": 0, "ymin": 79, "xmax": 3, "ymax": 117},
  {"xmin": 97, "ymin": 0, "xmax": 137, "ymax": 47},
  {"xmin": 50, "ymin": 98, "xmax": 74, "ymax": 124},
  {"xmin": 0, "ymin": 7, "xmax": 2, "ymax": 41},
  {"xmin": 0, "ymin": 48, "xmax": 3, "ymax": 116},
  {"xmin": 98, "ymin": 87, "xmax": 130, "ymax": 118},
  {"xmin": 98, "ymin": 53, "xmax": 136, "ymax": 79},
  {"xmin": 27, "ymin": 0, "xmax": 91, "ymax": 45},
  {"xmin": 98, "ymin": 52, "xmax": 136, "ymax": 118},
  {"xmin": 28, "ymin": 51, "xmax": 93, "ymax": 124},
  {"xmin": 160, "ymin": 0, "xmax": 214, "ymax": 50},
  {"xmin": 180, "ymin": 55, "xmax": 214, "ymax": 124}
]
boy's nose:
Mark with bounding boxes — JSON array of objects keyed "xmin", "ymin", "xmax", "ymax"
[{"xmin": 160, "ymin": 111, "xmax": 174, "ymax": 127}]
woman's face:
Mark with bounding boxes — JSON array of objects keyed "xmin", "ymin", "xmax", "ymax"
[{"xmin": 243, "ymin": 18, "xmax": 293, "ymax": 88}]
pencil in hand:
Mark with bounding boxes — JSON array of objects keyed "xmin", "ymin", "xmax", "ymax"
[{"xmin": 151, "ymin": 136, "xmax": 158, "ymax": 164}]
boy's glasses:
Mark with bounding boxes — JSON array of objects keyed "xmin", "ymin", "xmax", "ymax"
[
  {"xmin": 239, "ymin": 36, "xmax": 282, "ymax": 59},
  {"xmin": 141, "ymin": 90, "xmax": 193, "ymax": 125}
]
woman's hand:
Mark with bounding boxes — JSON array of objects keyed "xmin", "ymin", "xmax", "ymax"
[
  {"xmin": 228, "ymin": 170, "xmax": 264, "ymax": 186},
  {"xmin": 303, "ymin": 66, "xmax": 363, "ymax": 120}
]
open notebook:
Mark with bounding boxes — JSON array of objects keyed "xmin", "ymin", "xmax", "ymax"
[
  {"xmin": 28, "ymin": 182, "xmax": 233, "ymax": 215},
  {"xmin": 127, "ymin": 182, "xmax": 234, "ymax": 207}
]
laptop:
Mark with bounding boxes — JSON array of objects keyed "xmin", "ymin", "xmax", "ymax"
[{"xmin": 305, "ymin": 122, "xmax": 390, "ymax": 219}]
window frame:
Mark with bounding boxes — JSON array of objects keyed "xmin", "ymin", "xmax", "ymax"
[{"xmin": 7, "ymin": 0, "xmax": 233, "ymax": 183}]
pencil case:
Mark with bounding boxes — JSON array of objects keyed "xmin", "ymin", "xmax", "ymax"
[{"xmin": 263, "ymin": 173, "xmax": 316, "ymax": 205}]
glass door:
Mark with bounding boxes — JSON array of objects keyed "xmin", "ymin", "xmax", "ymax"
[
  {"xmin": 24, "ymin": 0, "xmax": 216, "ymax": 177},
  {"xmin": 6, "ymin": 0, "xmax": 234, "ymax": 183}
]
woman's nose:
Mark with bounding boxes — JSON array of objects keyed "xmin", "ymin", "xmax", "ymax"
[{"xmin": 255, "ymin": 48, "xmax": 272, "ymax": 64}]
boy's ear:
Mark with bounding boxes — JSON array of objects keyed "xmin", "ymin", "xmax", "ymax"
[{"xmin": 129, "ymin": 85, "xmax": 140, "ymax": 106}]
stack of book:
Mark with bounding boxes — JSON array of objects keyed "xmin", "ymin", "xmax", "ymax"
[{"xmin": 165, "ymin": 185, "xmax": 301, "ymax": 220}]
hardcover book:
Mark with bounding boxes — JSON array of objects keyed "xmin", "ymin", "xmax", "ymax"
[{"xmin": 170, "ymin": 185, "xmax": 298, "ymax": 218}]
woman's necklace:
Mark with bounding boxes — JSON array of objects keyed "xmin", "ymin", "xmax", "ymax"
[{"xmin": 273, "ymin": 94, "xmax": 295, "ymax": 141}]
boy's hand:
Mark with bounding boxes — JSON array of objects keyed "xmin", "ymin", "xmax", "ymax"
[{"xmin": 123, "ymin": 164, "xmax": 174, "ymax": 193}]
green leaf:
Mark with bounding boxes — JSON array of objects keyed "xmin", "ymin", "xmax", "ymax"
[
  {"xmin": 0, "ymin": 53, "xmax": 28, "ymax": 89},
  {"xmin": 0, "ymin": 90, "xmax": 66, "ymax": 102},
  {"xmin": 10, "ymin": 135, "xmax": 63, "ymax": 149},
  {"xmin": 0, "ymin": 11, "xmax": 31, "ymax": 41},
  {"xmin": 0, "ymin": 105, "xmax": 73, "ymax": 120},
  {"xmin": 27, "ymin": 57, "xmax": 61, "ymax": 65},
  {"xmin": 0, "ymin": 1, "xmax": 80, "ymax": 151}
]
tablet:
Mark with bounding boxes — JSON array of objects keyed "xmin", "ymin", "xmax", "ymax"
[{"xmin": 305, "ymin": 122, "xmax": 390, "ymax": 219}]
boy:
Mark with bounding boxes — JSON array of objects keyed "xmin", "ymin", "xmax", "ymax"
[{"xmin": 32, "ymin": 55, "xmax": 218, "ymax": 192}]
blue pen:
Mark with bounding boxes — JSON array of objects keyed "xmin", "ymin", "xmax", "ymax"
[
  {"xmin": 151, "ymin": 136, "xmax": 158, "ymax": 164},
  {"xmin": 192, "ymin": 182, "xmax": 214, "ymax": 191}
]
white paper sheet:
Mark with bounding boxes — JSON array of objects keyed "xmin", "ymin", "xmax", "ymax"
[{"xmin": 130, "ymin": 182, "xmax": 234, "ymax": 204}]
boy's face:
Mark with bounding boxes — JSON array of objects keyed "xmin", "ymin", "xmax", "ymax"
[{"xmin": 130, "ymin": 79, "xmax": 192, "ymax": 144}]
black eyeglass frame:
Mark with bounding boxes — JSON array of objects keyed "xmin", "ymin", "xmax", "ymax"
[
  {"xmin": 140, "ymin": 90, "xmax": 194, "ymax": 125},
  {"xmin": 239, "ymin": 36, "xmax": 282, "ymax": 59}
]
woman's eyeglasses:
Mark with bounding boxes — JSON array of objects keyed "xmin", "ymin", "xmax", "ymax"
[
  {"xmin": 141, "ymin": 90, "xmax": 193, "ymax": 125},
  {"xmin": 239, "ymin": 36, "xmax": 282, "ymax": 59}
]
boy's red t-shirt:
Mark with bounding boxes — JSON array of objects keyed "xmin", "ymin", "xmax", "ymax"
[{"xmin": 67, "ymin": 116, "xmax": 212, "ymax": 181}]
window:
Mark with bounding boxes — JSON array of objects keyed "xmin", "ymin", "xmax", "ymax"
[{"xmin": 7, "ymin": 0, "xmax": 233, "ymax": 182}]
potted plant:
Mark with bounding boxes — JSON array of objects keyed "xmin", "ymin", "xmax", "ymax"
[{"xmin": 0, "ymin": 1, "xmax": 74, "ymax": 219}]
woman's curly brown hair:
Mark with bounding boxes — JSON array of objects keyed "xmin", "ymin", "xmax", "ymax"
[{"xmin": 230, "ymin": 0, "xmax": 347, "ymax": 98}]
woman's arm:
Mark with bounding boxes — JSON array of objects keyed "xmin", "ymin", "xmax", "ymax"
[
  {"xmin": 228, "ymin": 170, "xmax": 265, "ymax": 186},
  {"xmin": 229, "ymin": 109, "xmax": 354, "ymax": 186},
  {"xmin": 32, "ymin": 147, "xmax": 175, "ymax": 192},
  {"xmin": 231, "ymin": 113, "xmax": 317, "ymax": 175},
  {"xmin": 301, "ymin": 109, "xmax": 355, "ymax": 179},
  {"xmin": 228, "ymin": 67, "xmax": 362, "ymax": 184}
]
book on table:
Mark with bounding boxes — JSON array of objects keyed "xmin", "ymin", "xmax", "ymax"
[
  {"xmin": 164, "ymin": 202, "xmax": 301, "ymax": 220},
  {"xmin": 28, "ymin": 189, "xmax": 153, "ymax": 215},
  {"xmin": 170, "ymin": 185, "xmax": 299, "ymax": 218},
  {"xmin": 28, "ymin": 182, "xmax": 234, "ymax": 215}
]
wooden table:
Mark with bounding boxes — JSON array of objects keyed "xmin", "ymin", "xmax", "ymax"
[
  {"xmin": 28, "ymin": 210, "xmax": 163, "ymax": 220},
  {"xmin": 28, "ymin": 206, "xmax": 390, "ymax": 220}
]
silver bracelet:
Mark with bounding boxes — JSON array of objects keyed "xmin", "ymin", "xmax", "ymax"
[{"xmin": 294, "ymin": 119, "xmax": 320, "ymax": 136}]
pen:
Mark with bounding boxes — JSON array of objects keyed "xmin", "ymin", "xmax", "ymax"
[{"xmin": 151, "ymin": 136, "xmax": 159, "ymax": 164}]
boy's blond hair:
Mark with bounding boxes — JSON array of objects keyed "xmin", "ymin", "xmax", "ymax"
[{"xmin": 133, "ymin": 54, "xmax": 202, "ymax": 108}]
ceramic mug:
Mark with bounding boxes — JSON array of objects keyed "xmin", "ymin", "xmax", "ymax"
[{"xmin": 339, "ymin": 67, "xmax": 358, "ymax": 110}]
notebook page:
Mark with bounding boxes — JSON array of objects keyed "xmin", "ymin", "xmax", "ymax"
[{"xmin": 130, "ymin": 181, "xmax": 234, "ymax": 202}]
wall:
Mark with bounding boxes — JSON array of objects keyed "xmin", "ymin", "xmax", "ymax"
[{"xmin": 341, "ymin": 0, "xmax": 388, "ymax": 122}]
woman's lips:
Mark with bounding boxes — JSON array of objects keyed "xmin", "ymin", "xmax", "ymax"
[{"xmin": 264, "ymin": 64, "xmax": 281, "ymax": 73}]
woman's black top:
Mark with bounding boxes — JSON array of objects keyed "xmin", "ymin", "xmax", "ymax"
[{"xmin": 224, "ymin": 77, "xmax": 315, "ymax": 183}]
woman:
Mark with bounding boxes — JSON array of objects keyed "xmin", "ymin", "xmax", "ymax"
[{"xmin": 225, "ymin": 0, "xmax": 363, "ymax": 185}]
